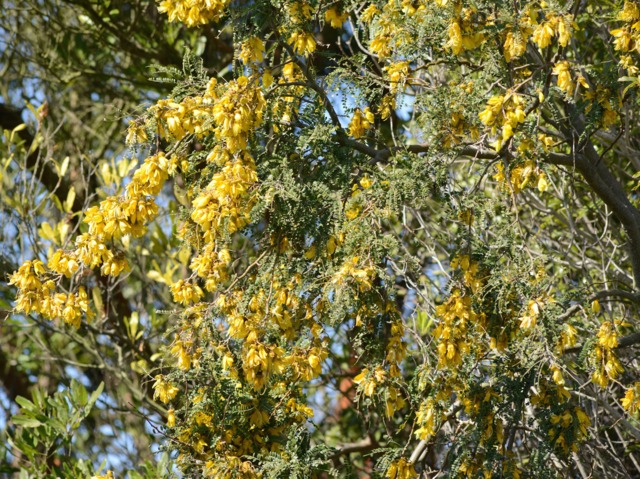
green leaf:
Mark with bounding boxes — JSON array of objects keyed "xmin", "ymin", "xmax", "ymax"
[
  {"xmin": 88, "ymin": 382, "xmax": 105, "ymax": 408},
  {"xmin": 11, "ymin": 415, "xmax": 44, "ymax": 428},
  {"xmin": 39, "ymin": 222, "xmax": 55, "ymax": 241},
  {"xmin": 71, "ymin": 378, "xmax": 89, "ymax": 407},
  {"xmin": 64, "ymin": 186, "xmax": 76, "ymax": 212},
  {"xmin": 15, "ymin": 396, "xmax": 35, "ymax": 411},
  {"xmin": 59, "ymin": 156, "xmax": 70, "ymax": 177}
]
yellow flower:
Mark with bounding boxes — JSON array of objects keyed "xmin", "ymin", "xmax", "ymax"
[
  {"xmin": 287, "ymin": 2, "xmax": 313, "ymax": 23},
  {"xmin": 532, "ymin": 21, "xmax": 554, "ymax": 48},
  {"xmin": 361, "ymin": 5, "xmax": 380, "ymax": 23},
  {"xmin": 556, "ymin": 15, "xmax": 573, "ymax": 46},
  {"xmin": 239, "ymin": 37, "xmax": 265, "ymax": 64},
  {"xmin": 447, "ymin": 21, "xmax": 464, "ymax": 54},
  {"xmin": 558, "ymin": 323, "xmax": 578, "ymax": 352},
  {"xmin": 479, "ymin": 95, "xmax": 504, "ymax": 126},
  {"xmin": 262, "ymin": 69, "xmax": 274, "ymax": 88},
  {"xmin": 158, "ymin": 0, "xmax": 229, "ymax": 27},
  {"xmin": 47, "ymin": 250, "xmax": 79, "ymax": 278},
  {"xmin": 415, "ymin": 398, "xmax": 438, "ymax": 440},
  {"xmin": 538, "ymin": 133, "xmax": 554, "ymax": 151},
  {"xmin": 386, "ymin": 458, "xmax": 417, "ymax": 479},
  {"xmin": 597, "ymin": 322, "xmax": 619, "ymax": 349},
  {"xmin": 288, "ymin": 31, "xmax": 316, "ymax": 56},
  {"xmin": 622, "ymin": 383, "xmax": 640, "ymax": 414},
  {"xmin": 551, "ymin": 365, "xmax": 565, "ymax": 386},
  {"xmin": 125, "ymin": 121, "xmax": 148, "ymax": 145},
  {"xmin": 553, "ymin": 61, "xmax": 574, "ymax": 96},
  {"xmin": 537, "ymin": 172, "xmax": 549, "ymax": 192},
  {"xmin": 446, "ymin": 15, "xmax": 485, "ymax": 55},
  {"xmin": 591, "ymin": 321, "xmax": 624, "ymax": 388},
  {"xmin": 211, "ymin": 76, "xmax": 266, "ymax": 153},
  {"xmin": 345, "ymin": 205, "xmax": 361, "ymax": 220},
  {"xmin": 384, "ymin": 61, "xmax": 410, "ymax": 94},
  {"xmin": 504, "ymin": 30, "xmax": 527, "ymax": 62},
  {"xmin": 325, "ymin": 7, "xmax": 348, "ymax": 28},
  {"xmin": 348, "ymin": 107, "xmax": 375, "ymax": 138},
  {"xmin": 153, "ymin": 375, "xmax": 179, "ymax": 404},
  {"xmin": 618, "ymin": 1, "xmax": 640, "ymax": 22},
  {"xmin": 171, "ymin": 336, "xmax": 193, "ymax": 371},
  {"xmin": 385, "ymin": 386, "xmax": 405, "ymax": 417},
  {"xmin": 129, "ymin": 152, "xmax": 171, "ymax": 196},
  {"xmin": 611, "ymin": 27, "xmax": 634, "ymax": 52},
  {"xmin": 360, "ymin": 176, "xmax": 373, "ymax": 189},
  {"xmin": 353, "ymin": 368, "xmax": 377, "ymax": 397},
  {"xmin": 532, "ymin": 14, "xmax": 573, "ymax": 49},
  {"xmin": 520, "ymin": 298, "xmax": 545, "ymax": 330},
  {"xmin": 170, "ymin": 280, "xmax": 204, "ymax": 305},
  {"xmin": 167, "ymin": 408, "xmax": 176, "ymax": 427},
  {"xmin": 370, "ymin": 34, "xmax": 392, "ymax": 58},
  {"xmin": 100, "ymin": 253, "xmax": 130, "ymax": 277},
  {"xmin": 91, "ymin": 471, "xmax": 114, "ymax": 479}
]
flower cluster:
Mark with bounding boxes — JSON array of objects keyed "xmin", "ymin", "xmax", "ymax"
[
  {"xmin": 386, "ymin": 458, "xmax": 417, "ymax": 479},
  {"xmin": 190, "ymin": 151, "xmax": 258, "ymax": 243},
  {"xmin": 503, "ymin": 8, "xmax": 538, "ymax": 62},
  {"xmin": 239, "ymin": 37, "xmax": 265, "ymax": 65},
  {"xmin": 354, "ymin": 366, "xmax": 385, "ymax": 398},
  {"xmin": 433, "ymin": 290, "xmax": 477, "ymax": 368},
  {"xmin": 479, "ymin": 92, "xmax": 527, "ymax": 151},
  {"xmin": 610, "ymin": 2, "xmax": 640, "ymax": 54},
  {"xmin": 548, "ymin": 407, "xmax": 591, "ymax": 454},
  {"xmin": 386, "ymin": 319, "xmax": 408, "ymax": 378},
  {"xmin": 415, "ymin": 398, "xmax": 439, "ymax": 440},
  {"xmin": 215, "ymin": 278, "xmax": 329, "ymax": 391},
  {"xmin": 283, "ymin": 1, "xmax": 317, "ymax": 56},
  {"xmin": 519, "ymin": 298, "xmax": 542, "ymax": 330},
  {"xmin": 332, "ymin": 256, "xmax": 376, "ymax": 292},
  {"xmin": 552, "ymin": 60, "xmax": 585, "ymax": 97},
  {"xmin": 288, "ymin": 31, "xmax": 316, "ymax": 56},
  {"xmin": 10, "ymin": 146, "xmax": 176, "ymax": 326},
  {"xmin": 622, "ymin": 383, "xmax": 640, "ymax": 415},
  {"xmin": 9, "ymin": 261, "xmax": 93, "ymax": 328},
  {"xmin": 348, "ymin": 107, "xmax": 375, "ymax": 139},
  {"xmin": 150, "ymin": 81, "xmax": 218, "ymax": 141},
  {"xmin": 531, "ymin": 12, "xmax": 574, "ymax": 49},
  {"xmin": 584, "ymin": 85, "xmax": 619, "ymax": 128},
  {"xmin": 153, "ymin": 375, "xmax": 180, "ymax": 403},
  {"xmin": 450, "ymin": 254, "xmax": 483, "ymax": 293},
  {"xmin": 591, "ymin": 321, "xmax": 624, "ymax": 388},
  {"xmin": 211, "ymin": 76, "xmax": 266, "ymax": 153},
  {"xmin": 493, "ymin": 160, "xmax": 548, "ymax": 194},
  {"xmin": 157, "ymin": 0, "xmax": 229, "ymax": 27},
  {"xmin": 446, "ymin": 8, "xmax": 486, "ymax": 55},
  {"xmin": 384, "ymin": 61, "xmax": 410, "ymax": 94},
  {"xmin": 325, "ymin": 7, "xmax": 348, "ymax": 28}
]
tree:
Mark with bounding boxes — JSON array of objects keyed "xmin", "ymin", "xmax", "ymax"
[
  {"xmin": 4, "ymin": 0, "xmax": 640, "ymax": 478},
  {"xmin": 1, "ymin": 0, "xmax": 230, "ymax": 473}
]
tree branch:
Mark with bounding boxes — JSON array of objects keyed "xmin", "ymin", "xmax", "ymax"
[
  {"xmin": 0, "ymin": 103, "xmax": 95, "ymax": 212},
  {"xmin": 559, "ymin": 106, "xmax": 640, "ymax": 289},
  {"xmin": 563, "ymin": 331, "xmax": 640, "ymax": 355}
]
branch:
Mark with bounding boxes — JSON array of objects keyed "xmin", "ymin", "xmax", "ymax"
[
  {"xmin": 559, "ymin": 105, "xmax": 640, "ymax": 289},
  {"xmin": 618, "ymin": 331, "xmax": 640, "ymax": 349},
  {"xmin": 409, "ymin": 401, "xmax": 462, "ymax": 466},
  {"xmin": 593, "ymin": 289, "xmax": 640, "ymax": 303},
  {"xmin": 0, "ymin": 103, "xmax": 94, "ymax": 212},
  {"xmin": 563, "ymin": 331, "xmax": 640, "ymax": 354},
  {"xmin": 331, "ymin": 435, "xmax": 376, "ymax": 460}
]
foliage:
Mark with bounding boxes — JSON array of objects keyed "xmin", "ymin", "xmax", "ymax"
[
  {"xmin": 6, "ymin": 381, "xmax": 102, "ymax": 478},
  {"xmin": 3, "ymin": 0, "xmax": 640, "ymax": 478}
]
